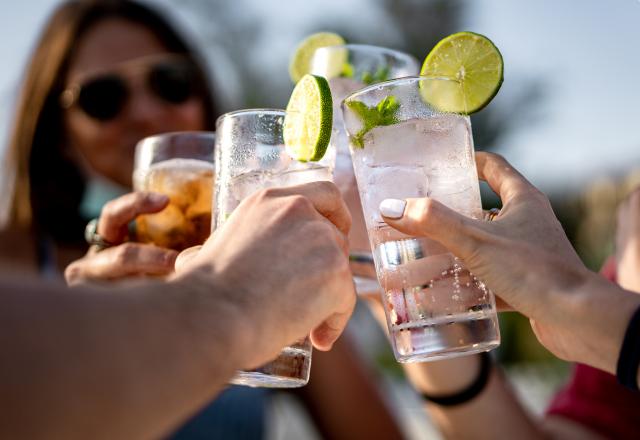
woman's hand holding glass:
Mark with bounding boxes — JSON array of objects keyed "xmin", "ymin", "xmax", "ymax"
[{"xmin": 65, "ymin": 192, "xmax": 178, "ymax": 285}]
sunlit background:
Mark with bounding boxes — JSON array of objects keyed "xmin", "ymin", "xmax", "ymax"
[{"xmin": 2, "ymin": 0, "xmax": 640, "ymax": 438}]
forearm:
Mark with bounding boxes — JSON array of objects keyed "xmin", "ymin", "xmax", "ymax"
[
  {"xmin": 560, "ymin": 272, "xmax": 640, "ymax": 382},
  {"xmin": 404, "ymin": 356, "xmax": 545, "ymax": 440},
  {"xmin": 0, "ymin": 275, "xmax": 248, "ymax": 440},
  {"xmin": 366, "ymin": 300, "xmax": 543, "ymax": 439}
]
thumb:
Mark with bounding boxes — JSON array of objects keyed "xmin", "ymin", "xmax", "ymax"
[
  {"xmin": 379, "ymin": 197, "xmax": 483, "ymax": 259},
  {"xmin": 174, "ymin": 245, "xmax": 203, "ymax": 273}
]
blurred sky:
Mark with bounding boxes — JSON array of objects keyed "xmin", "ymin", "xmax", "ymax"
[{"xmin": 1, "ymin": 0, "xmax": 640, "ymax": 194}]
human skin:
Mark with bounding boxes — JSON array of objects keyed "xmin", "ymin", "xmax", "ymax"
[
  {"xmin": 63, "ymin": 17, "xmax": 206, "ymax": 187},
  {"xmin": 380, "ymin": 152, "xmax": 640, "ymax": 381},
  {"xmin": 0, "ymin": 182, "xmax": 356, "ymax": 440},
  {"xmin": 62, "ymin": 17, "xmax": 208, "ymax": 278},
  {"xmin": 370, "ymin": 152, "xmax": 640, "ymax": 439},
  {"xmin": 616, "ymin": 187, "xmax": 640, "ymax": 293}
]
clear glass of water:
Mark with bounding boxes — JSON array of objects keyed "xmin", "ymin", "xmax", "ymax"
[
  {"xmin": 214, "ymin": 109, "xmax": 333, "ymax": 387},
  {"xmin": 341, "ymin": 77, "xmax": 500, "ymax": 362},
  {"xmin": 309, "ymin": 44, "xmax": 420, "ymax": 296}
]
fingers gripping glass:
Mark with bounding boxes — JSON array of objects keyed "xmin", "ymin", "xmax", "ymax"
[{"xmin": 60, "ymin": 57, "xmax": 199, "ymax": 121}]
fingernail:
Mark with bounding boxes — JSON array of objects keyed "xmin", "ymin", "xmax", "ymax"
[
  {"xmin": 165, "ymin": 250, "xmax": 178, "ymax": 265},
  {"xmin": 379, "ymin": 199, "xmax": 406, "ymax": 219},
  {"xmin": 148, "ymin": 193, "xmax": 169, "ymax": 204}
]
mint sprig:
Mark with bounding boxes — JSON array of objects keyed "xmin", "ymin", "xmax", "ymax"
[
  {"xmin": 346, "ymin": 96, "xmax": 400, "ymax": 148},
  {"xmin": 361, "ymin": 65, "xmax": 390, "ymax": 85},
  {"xmin": 341, "ymin": 64, "xmax": 390, "ymax": 85}
]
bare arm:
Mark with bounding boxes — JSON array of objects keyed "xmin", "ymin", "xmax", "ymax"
[
  {"xmin": 380, "ymin": 152, "xmax": 640, "ymax": 381},
  {"xmin": 365, "ymin": 300, "xmax": 543, "ymax": 440},
  {"xmin": 376, "ymin": 153, "xmax": 640, "ymax": 438},
  {"xmin": 366, "ymin": 285, "xmax": 609, "ymax": 440},
  {"xmin": 0, "ymin": 275, "xmax": 247, "ymax": 440},
  {"xmin": 0, "ymin": 181, "xmax": 356, "ymax": 440},
  {"xmin": 404, "ymin": 356, "xmax": 605, "ymax": 440}
]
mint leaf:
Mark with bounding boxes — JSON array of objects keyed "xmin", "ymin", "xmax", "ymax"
[
  {"xmin": 376, "ymin": 96, "xmax": 399, "ymax": 117},
  {"xmin": 346, "ymin": 96, "xmax": 400, "ymax": 148},
  {"xmin": 360, "ymin": 65, "xmax": 390, "ymax": 85},
  {"xmin": 361, "ymin": 71, "xmax": 374, "ymax": 85},
  {"xmin": 373, "ymin": 65, "xmax": 390, "ymax": 82}
]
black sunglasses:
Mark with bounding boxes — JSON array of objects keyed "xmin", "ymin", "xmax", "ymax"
[{"xmin": 60, "ymin": 58, "xmax": 200, "ymax": 122}]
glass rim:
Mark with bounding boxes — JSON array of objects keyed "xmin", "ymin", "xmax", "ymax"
[
  {"xmin": 342, "ymin": 75, "xmax": 460, "ymax": 103},
  {"xmin": 215, "ymin": 108, "xmax": 285, "ymax": 127},
  {"xmin": 134, "ymin": 130, "xmax": 216, "ymax": 169},
  {"xmin": 136, "ymin": 130, "xmax": 216, "ymax": 145},
  {"xmin": 312, "ymin": 44, "xmax": 418, "ymax": 64}
]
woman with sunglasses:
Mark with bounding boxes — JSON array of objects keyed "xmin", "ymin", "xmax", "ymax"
[{"xmin": 0, "ymin": 0, "xmax": 215, "ymax": 275}]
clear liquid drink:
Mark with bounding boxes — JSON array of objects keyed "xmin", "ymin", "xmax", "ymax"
[
  {"xmin": 309, "ymin": 44, "xmax": 419, "ymax": 295},
  {"xmin": 214, "ymin": 109, "xmax": 333, "ymax": 387},
  {"xmin": 342, "ymin": 77, "xmax": 500, "ymax": 362}
]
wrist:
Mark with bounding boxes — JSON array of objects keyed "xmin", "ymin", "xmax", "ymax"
[
  {"xmin": 169, "ymin": 269, "xmax": 257, "ymax": 374},
  {"xmin": 413, "ymin": 353, "xmax": 493, "ymax": 406},
  {"xmin": 617, "ymin": 247, "xmax": 640, "ymax": 292},
  {"xmin": 405, "ymin": 354, "xmax": 483, "ymax": 395},
  {"xmin": 561, "ymin": 271, "xmax": 640, "ymax": 374}
]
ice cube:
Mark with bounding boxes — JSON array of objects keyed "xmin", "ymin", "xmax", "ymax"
[
  {"xmin": 415, "ymin": 116, "xmax": 474, "ymax": 172},
  {"xmin": 185, "ymin": 173, "xmax": 214, "ymax": 219},
  {"xmin": 230, "ymin": 171, "xmax": 268, "ymax": 201},
  {"xmin": 143, "ymin": 159, "xmax": 214, "ymax": 208},
  {"xmin": 362, "ymin": 165, "xmax": 429, "ymax": 225},
  {"xmin": 137, "ymin": 204, "xmax": 187, "ymax": 248},
  {"xmin": 365, "ymin": 121, "xmax": 426, "ymax": 167},
  {"xmin": 362, "ymin": 117, "xmax": 473, "ymax": 171},
  {"xmin": 427, "ymin": 177, "xmax": 482, "ymax": 218}
]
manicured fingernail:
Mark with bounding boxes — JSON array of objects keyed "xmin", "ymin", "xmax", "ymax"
[
  {"xmin": 149, "ymin": 193, "xmax": 169, "ymax": 204},
  {"xmin": 379, "ymin": 199, "xmax": 406, "ymax": 219}
]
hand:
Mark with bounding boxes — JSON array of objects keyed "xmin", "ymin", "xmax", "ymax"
[
  {"xmin": 174, "ymin": 181, "xmax": 356, "ymax": 369},
  {"xmin": 379, "ymin": 152, "xmax": 595, "ymax": 362},
  {"xmin": 65, "ymin": 192, "xmax": 178, "ymax": 285},
  {"xmin": 616, "ymin": 187, "xmax": 640, "ymax": 292}
]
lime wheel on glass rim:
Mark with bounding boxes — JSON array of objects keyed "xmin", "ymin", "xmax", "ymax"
[
  {"xmin": 289, "ymin": 32, "xmax": 346, "ymax": 83},
  {"xmin": 420, "ymin": 31, "xmax": 503, "ymax": 114},
  {"xmin": 283, "ymin": 74, "xmax": 333, "ymax": 162}
]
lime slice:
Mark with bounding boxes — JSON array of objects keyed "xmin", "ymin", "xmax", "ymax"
[
  {"xmin": 289, "ymin": 32, "xmax": 346, "ymax": 83},
  {"xmin": 420, "ymin": 32, "xmax": 503, "ymax": 114},
  {"xmin": 284, "ymin": 74, "xmax": 333, "ymax": 162}
]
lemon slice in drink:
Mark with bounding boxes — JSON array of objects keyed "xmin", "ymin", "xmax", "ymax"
[
  {"xmin": 289, "ymin": 32, "xmax": 346, "ymax": 83},
  {"xmin": 420, "ymin": 32, "xmax": 503, "ymax": 114},
  {"xmin": 284, "ymin": 74, "xmax": 333, "ymax": 162}
]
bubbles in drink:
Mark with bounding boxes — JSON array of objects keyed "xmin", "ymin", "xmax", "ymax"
[
  {"xmin": 218, "ymin": 164, "xmax": 332, "ymax": 227},
  {"xmin": 347, "ymin": 112, "xmax": 498, "ymax": 362},
  {"xmin": 134, "ymin": 158, "xmax": 214, "ymax": 251}
]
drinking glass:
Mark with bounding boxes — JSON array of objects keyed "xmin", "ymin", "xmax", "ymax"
[
  {"xmin": 309, "ymin": 44, "xmax": 420, "ymax": 295},
  {"xmin": 341, "ymin": 77, "xmax": 500, "ymax": 362},
  {"xmin": 214, "ymin": 109, "xmax": 333, "ymax": 387},
  {"xmin": 133, "ymin": 132, "xmax": 215, "ymax": 251}
]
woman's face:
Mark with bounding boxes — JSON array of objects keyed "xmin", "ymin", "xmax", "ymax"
[{"xmin": 63, "ymin": 18, "xmax": 208, "ymax": 187}]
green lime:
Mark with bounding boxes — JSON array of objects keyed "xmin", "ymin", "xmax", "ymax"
[
  {"xmin": 420, "ymin": 32, "xmax": 503, "ymax": 114},
  {"xmin": 289, "ymin": 32, "xmax": 346, "ymax": 83},
  {"xmin": 284, "ymin": 74, "xmax": 333, "ymax": 162}
]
